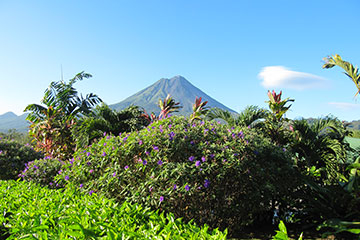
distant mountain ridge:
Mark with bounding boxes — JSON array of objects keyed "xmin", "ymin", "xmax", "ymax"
[
  {"xmin": 110, "ymin": 75, "xmax": 235, "ymax": 115},
  {"xmin": 0, "ymin": 112, "xmax": 29, "ymax": 133}
]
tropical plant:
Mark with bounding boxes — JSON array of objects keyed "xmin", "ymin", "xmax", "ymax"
[
  {"xmin": 263, "ymin": 90, "xmax": 294, "ymax": 145},
  {"xmin": 190, "ymin": 97, "xmax": 209, "ymax": 123},
  {"xmin": 158, "ymin": 94, "xmax": 182, "ymax": 119},
  {"xmin": 206, "ymin": 105, "xmax": 268, "ymax": 127},
  {"xmin": 323, "ymin": 54, "xmax": 360, "ymax": 98},
  {"xmin": 73, "ymin": 104, "xmax": 150, "ymax": 148},
  {"xmin": 266, "ymin": 90, "xmax": 294, "ymax": 120},
  {"xmin": 0, "ymin": 180, "xmax": 227, "ymax": 239},
  {"xmin": 290, "ymin": 117, "xmax": 349, "ymax": 183},
  {"xmin": 272, "ymin": 221, "xmax": 303, "ymax": 240},
  {"xmin": 24, "ymin": 72, "xmax": 102, "ymax": 159}
]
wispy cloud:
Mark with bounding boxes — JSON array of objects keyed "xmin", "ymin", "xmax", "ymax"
[
  {"xmin": 258, "ymin": 66, "xmax": 328, "ymax": 90},
  {"xmin": 328, "ymin": 102, "xmax": 360, "ymax": 111}
]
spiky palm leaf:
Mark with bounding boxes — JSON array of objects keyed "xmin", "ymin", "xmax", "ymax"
[
  {"xmin": 323, "ymin": 54, "xmax": 360, "ymax": 98},
  {"xmin": 291, "ymin": 117, "xmax": 348, "ymax": 183},
  {"xmin": 237, "ymin": 105, "xmax": 268, "ymax": 127},
  {"xmin": 206, "ymin": 108, "xmax": 237, "ymax": 126}
]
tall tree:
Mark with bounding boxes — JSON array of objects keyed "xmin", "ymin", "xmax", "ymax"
[{"xmin": 24, "ymin": 72, "xmax": 102, "ymax": 159}]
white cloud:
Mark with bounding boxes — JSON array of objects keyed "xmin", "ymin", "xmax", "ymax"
[
  {"xmin": 328, "ymin": 102, "xmax": 360, "ymax": 111},
  {"xmin": 258, "ymin": 66, "xmax": 328, "ymax": 90}
]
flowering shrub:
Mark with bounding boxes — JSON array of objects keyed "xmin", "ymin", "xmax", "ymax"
[
  {"xmin": 55, "ymin": 116, "xmax": 301, "ymax": 235},
  {"xmin": 19, "ymin": 157, "xmax": 64, "ymax": 188},
  {"xmin": 0, "ymin": 138, "xmax": 43, "ymax": 180}
]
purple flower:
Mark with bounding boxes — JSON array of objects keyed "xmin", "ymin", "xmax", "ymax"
[
  {"xmin": 104, "ymin": 143, "xmax": 107, "ymax": 146},
  {"xmin": 159, "ymin": 196, "xmax": 164, "ymax": 202},
  {"xmin": 185, "ymin": 185, "xmax": 190, "ymax": 191},
  {"xmin": 169, "ymin": 131, "xmax": 175, "ymax": 141},
  {"xmin": 33, "ymin": 165, "xmax": 39, "ymax": 169},
  {"xmin": 157, "ymin": 160, "xmax": 163, "ymax": 165},
  {"xmin": 124, "ymin": 165, "xmax": 129, "ymax": 170},
  {"xmin": 210, "ymin": 154, "xmax": 215, "ymax": 159},
  {"xmin": 195, "ymin": 161, "xmax": 201, "ymax": 167},
  {"xmin": 123, "ymin": 137, "xmax": 128, "ymax": 142},
  {"xmin": 204, "ymin": 179, "xmax": 210, "ymax": 188},
  {"xmin": 153, "ymin": 145, "xmax": 159, "ymax": 151},
  {"xmin": 283, "ymin": 148, "xmax": 287, "ymax": 152},
  {"xmin": 89, "ymin": 190, "xmax": 94, "ymax": 195},
  {"xmin": 86, "ymin": 152, "xmax": 91, "ymax": 156},
  {"xmin": 90, "ymin": 169, "xmax": 94, "ymax": 173},
  {"xmin": 49, "ymin": 182, "xmax": 53, "ymax": 186},
  {"xmin": 102, "ymin": 152, "xmax": 106, "ymax": 157},
  {"xmin": 58, "ymin": 170, "xmax": 62, "ymax": 174},
  {"xmin": 190, "ymin": 141, "xmax": 195, "ymax": 145},
  {"xmin": 145, "ymin": 151, "xmax": 150, "ymax": 156},
  {"xmin": 139, "ymin": 140, "xmax": 143, "ymax": 145},
  {"xmin": 149, "ymin": 187, "xmax": 153, "ymax": 192},
  {"xmin": 65, "ymin": 175, "xmax": 69, "ymax": 181},
  {"xmin": 142, "ymin": 159, "xmax": 147, "ymax": 165},
  {"xmin": 168, "ymin": 124, "xmax": 172, "ymax": 129},
  {"xmin": 201, "ymin": 156, "xmax": 206, "ymax": 162},
  {"xmin": 112, "ymin": 172, "xmax": 116, "ymax": 177},
  {"xmin": 87, "ymin": 161, "xmax": 91, "ymax": 166},
  {"xmin": 188, "ymin": 156, "xmax": 195, "ymax": 161},
  {"xmin": 173, "ymin": 184, "xmax": 177, "ymax": 190},
  {"xmin": 223, "ymin": 159, "xmax": 227, "ymax": 163},
  {"xmin": 80, "ymin": 184, "xmax": 83, "ymax": 188},
  {"xmin": 103, "ymin": 132, "xmax": 107, "ymax": 136}
]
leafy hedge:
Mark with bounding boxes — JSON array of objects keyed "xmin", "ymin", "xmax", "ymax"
[
  {"xmin": 0, "ymin": 180, "xmax": 227, "ymax": 239},
  {"xmin": 0, "ymin": 138, "xmax": 43, "ymax": 180},
  {"xmin": 53, "ymin": 116, "xmax": 301, "ymax": 234}
]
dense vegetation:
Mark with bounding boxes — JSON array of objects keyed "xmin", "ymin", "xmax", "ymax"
[
  {"xmin": 1, "ymin": 55, "xmax": 360, "ymax": 239},
  {"xmin": 0, "ymin": 180, "xmax": 226, "ymax": 239}
]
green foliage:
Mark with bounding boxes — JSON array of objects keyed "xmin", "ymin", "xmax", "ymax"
[
  {"xmin": 323, "ymin": 54, "xmax": 360, "ymax": 98},
  {"xmin": 190, "ymin": 97, "xmax": 209, "ymax": 123},
  {"xmin": 0, "ymin": 129, "xmax": 33, "ymax": 145},
  {"xmin": 266, "ymin": 90, "xmax": 294, "ymax": 121},
  {"xmin": 158, "ymin": 94, "xmax": 182, "ymax": 119},
  {"xmin": 0, "ymin": 180, "xmax": 227, "ymax": 239},
  {"xmin": 19, "ymin": 157, "xmax": 64, "ymax": 188},
  {"xmin": 272, "ymin": 221, "xmax": 303, "ymax": 240},
  {"xmin": 0, "ymin": 138, "xmax": 43, "ymax": 180},
  {"xmin": 206, "ymin": 105, "xmax": 268, "ymax": 127},
  {"xmin": 73, "ymin": 104, "xmax": 150, "ymax": 148},
  {"xmin": 55, "ymin": 116, "xmax": 301, "ymax": 235},
  {"xmin": 290, "ymin": 117, "xmax": 349, "ymax": 184},
  {"xmin": 24, "ymin": 72, "xmax": 102, "ymax": 160}
]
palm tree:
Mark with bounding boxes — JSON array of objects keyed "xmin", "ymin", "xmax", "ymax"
[
  {"xmin": 24, "ymin": 72, "xmax": 102, "ymax": 159},
  {"xmin": 25, "ymin": 72, "xmax": 102, "ymax": 123},
  {"xmin": 206, "ymin": 105, "xmax": 268, "ymax": 127},
  {"xmin": 74, "ymin": 104, "xmax": 150, "ymax": 148},
  {"xmin": 290, "ymin": 116, "xmax": 349, "ymax": 184}
]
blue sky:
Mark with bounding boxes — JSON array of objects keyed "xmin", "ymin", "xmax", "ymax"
[{"xmin": 1, "ymin": 0, "xmax": 360, "ymax": 121}]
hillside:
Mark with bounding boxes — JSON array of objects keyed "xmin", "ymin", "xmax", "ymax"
[{"xmin": 0, "ymin": 112, "xmax": 29, "ymax": 133}]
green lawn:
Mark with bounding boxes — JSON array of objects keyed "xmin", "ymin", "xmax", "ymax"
[{"xmin": 345, "ymin": 136, "xmax": 360, "ymax": 149}]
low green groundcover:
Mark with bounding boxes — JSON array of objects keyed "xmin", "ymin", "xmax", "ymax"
[{"xmin": 0, "ymin": 180, "xmax": 227, "ymax": 239}]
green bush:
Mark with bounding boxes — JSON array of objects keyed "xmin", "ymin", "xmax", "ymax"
[
  {"xmin": 0, "ymin": 138, "xmax": 43, "ymax": 180},
  {"xmin": 0, "ymin": 180, "xmax": 227, "ymax": 239},
  {"xmin": 19, "ymin": 157, "xmax": 64, "ymax": 188},
  {"xmin": 57, "ymin": 116, "xmax": 301, "ymax": 235}
]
